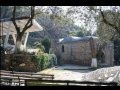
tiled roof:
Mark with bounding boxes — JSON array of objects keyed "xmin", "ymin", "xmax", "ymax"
[{"xmin": 58, "ymin": 36, "xmax": 98, "ymax": 43}]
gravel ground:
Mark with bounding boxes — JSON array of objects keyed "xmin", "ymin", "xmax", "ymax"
[
  {"xmin": 82, "ymin": 66, "xmax": 120, "ymax": 84},
  {"xmin": 38, "ymin": 65, "xmax": 120, "ymax": 85}
]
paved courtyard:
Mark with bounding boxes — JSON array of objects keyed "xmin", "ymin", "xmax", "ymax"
[
  {"xmin": 37, "ymin": 65, "xmax": 120, "ymax": 84},
  {"xmin": 37, "ymin": 64, "xmax": 92, "ymax": 81}
]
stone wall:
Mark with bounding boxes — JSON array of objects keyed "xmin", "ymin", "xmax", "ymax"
[
  {"xmin": 1, "ymin": 54, "xmax": 10, "ymax": 70},
  {"xmin": 56, "ymin": 40, "xmax": 98, "ymax": 66},
  {"xmin": 56, "ymin": 37, "xmax": 114, "ymax": 66},
  {"xmin": 1, "ymin": 54, "xmax": 37, "ymax": 72},
  {"xmin": 103, "ymin": 42, "xmax": 114, "ymax": 66}
]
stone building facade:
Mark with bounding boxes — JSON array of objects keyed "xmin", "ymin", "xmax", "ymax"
[{"xmin": 56, "ymin": 36, "xmax": 114, "ymax": 66}]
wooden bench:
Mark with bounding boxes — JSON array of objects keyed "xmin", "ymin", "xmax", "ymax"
[
  {"xmin": 0, "ymin": 74, "xmax": 23, "ymax": 86},
  {"xmin": 0, "ymin": 70, "xmax": 54, "ymax": 80},
  {"xmin": 0, "ymin": 70, "xmax": 54, "ymax": 86}
]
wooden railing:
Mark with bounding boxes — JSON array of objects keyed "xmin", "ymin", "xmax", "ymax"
[
  {"xmin": 0, "ymin": 70, "xmax": 54, "ymax": 86},
  {"xmin": 25, "ymin": 79, "xmax": 118, "ymax": 86},
  {"xmin": 0, "ymin": 70, "xmax": 54, "ymax": 78}
]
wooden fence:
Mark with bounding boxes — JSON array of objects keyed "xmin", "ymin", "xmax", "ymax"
[
  {"xmin": 0, "ymin": 70, "xmax": 54, "ymax": 86},
  {"xmin": 25, "ymin": 79, "xmax": 118, "ymax": 86}
]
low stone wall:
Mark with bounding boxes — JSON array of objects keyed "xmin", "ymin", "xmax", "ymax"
[
  {"xmin": 1, "ymin": 54, "xmax": 10, "ymax": 70},
  {"xmin": 1, "ymin": 54, "xmax": 37, "ymax": 72}
]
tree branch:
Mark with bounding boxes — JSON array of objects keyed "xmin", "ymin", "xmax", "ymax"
[
  {"xmin": 22, "ymin": 6, "xmax": 35, "ymax": 35},
  {"xmin": 11, "ymin": 6, "xmax": 20, "ymax": 34},
  {"xmin": 100, "ymin": 9, "xmax": 120, "ymax": 35}
]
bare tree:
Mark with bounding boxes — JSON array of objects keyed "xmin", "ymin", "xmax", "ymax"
[{"xmin": 11, "ymin": 6, "xmax": 35, "ymax": 53}]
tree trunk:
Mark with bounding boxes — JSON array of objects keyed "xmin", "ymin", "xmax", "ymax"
[
  {"xmin": 15, "ymin": 34, "xmax": 22, "ymax": 53},
  {"xmin": 11, "ymin": 6, "xmax": 35, "ymax": 53},
  {"xmin": 89, "ymin": 37, "xmax": 96, "ymax": 58}
]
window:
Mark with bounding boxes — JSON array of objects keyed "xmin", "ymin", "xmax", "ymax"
[{"xmin": 62, "ymin": 45, "xmax": 64, "ymax": 52}]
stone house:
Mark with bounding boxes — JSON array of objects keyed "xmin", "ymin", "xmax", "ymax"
[{"xmin": 56, "ymin": 36, "xmax": 114, "ymax": 66}]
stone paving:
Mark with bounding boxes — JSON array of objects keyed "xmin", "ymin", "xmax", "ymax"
[{"xmin": 38, "ymin": 64, "xmax": 92, "ymax": 81}]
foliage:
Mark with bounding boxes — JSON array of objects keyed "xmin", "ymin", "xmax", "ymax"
[
  {"xmin": 33, "ymin": 42, "xmax": 45, "ymax": 52},
  {"xmin": 28, "ymin": 7, "xmax": 91, "ymax": 48},
  {"xmin": 66, "ymin": 6, "xmax": 96, "ymax": 35},
  {"xmin": 69, "ymin": 26, "xmax": 87, "ymax": 37},
  {"xmin": 66, "ymin": 6, "xmax": 120, "ymax": 39},
  {"xmin": 1, "ymin": 6, "xmax": 31, "ymax": 19},
  {"xmin": 114, "ymin": 39, "xmax": 120, "ymax": 65},
  {"xmin": 34, "ymin": 53, "xmax": 57, "ymax": 71},
  {"xmin": 95, "ymin": 9, "xmax": 120, "ymax": 64},
  {"xmin": 96, "ymin": 46, "xmax": 105, "ymax": 63},
  {"xmin": 76, "ymin": 31, "xmax": 85, "ymax": 37},
  {"xmin": 49, "ymin": 54, "xmax": 57, "ymax": 66},
  {"xmin": 56, "ymin": 54, "xmax": 64, "ymax": 66},
  {"xmin": 96, "ymin": 10, "xmax": 120, "ymax": 43},
  {"xmin": 41, "ymin": 37, "xmax": 51, "ymax": 53},
  {"xmin": 34, "ymin": 10, "xmax": 74, "ymax": 48}
]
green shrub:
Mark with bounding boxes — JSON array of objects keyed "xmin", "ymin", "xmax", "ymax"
[
  {"xmin": 49, "ymin": 54, "xmax": 57, "ymax": 66},
  {"xmin": 34, "ymin": 54, "xmax": 44, "ymax": 71},
  {"xmin": 56, "ymin": 55, "xmax": 64, "ymax": 66},
  {"xmin": 34, "ymin": 42, "xmax": 45, "ymax": 52},
  {"xmin": 41, "ymin": 37, "xmax": 51, "ymax": 53},
  {"xmin": 33, "ymin": 53, "xmax": 57, "ymax": 71},
  {"xmin": 42, "ymin": 54, "xmax": 49, "ymax": 69},
  {"xmin": 32, "ymin": 55, "xmax": 41, "ymax": 71}
]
